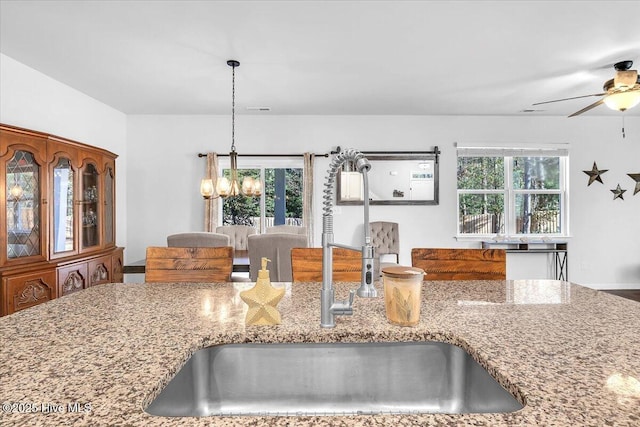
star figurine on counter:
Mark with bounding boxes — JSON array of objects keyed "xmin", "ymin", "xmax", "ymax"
[
  {"xmin": 628, "ymin": 173, "xmax": 640, "ymax": 196},
  {"xmin": 240, "ymin": 257, "xmax": 285, "ymax": 325},
  {"xmin": 583, "ymin": 162, "xmax": 608, "ymax": 186},
  {"xmin": 610, "ymin": 184, "xmax": 626, "ymax": 201}
]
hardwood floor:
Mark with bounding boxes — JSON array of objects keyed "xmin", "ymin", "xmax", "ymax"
[{"xmin": 603, "ymin": 290, "xmax": 640, "ymax": 302}]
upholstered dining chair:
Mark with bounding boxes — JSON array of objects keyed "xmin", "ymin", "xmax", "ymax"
[
  {"xmin": 290, "ymin": 247, "xmax": 363, "ymax": 283},
  {"xmin": 247, "ymin": 233, "xmax": 308, "ymax": 282},
  {"xmin": 215, "ymin": 225, "xmax": 257, "ymax": 251},
  {"xmin": 369, "ymin": 221, "xmax": 400, "ymax": 273},
  {"xmin": 145, "ymin": 246, "xmax": 233, "ymax": 283},
  {"xmin": 167, "ymin": 232, "xmax": 230, "ymax": 248},
  {"xmin": 411, "ymin": 248, "xmax": 506, "ymax": 280},
  {"xmin": 266, "ymin": 225, "xmax": 307, "ymax": 235}
]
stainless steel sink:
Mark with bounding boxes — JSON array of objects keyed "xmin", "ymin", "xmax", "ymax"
[{"xmin": 146, "ymin": 341, "xmax": 523, "ymax": 417}]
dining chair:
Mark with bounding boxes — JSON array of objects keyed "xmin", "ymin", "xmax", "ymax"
[
  {"xmin": 247, "ymin": 233, "xmax": 308, "ymax": 282},
  {"xmin": 411, "ymin": 248, "xmax": 506, "ymax": 280},
  {"xmin": 215, "ymin": 225, "xmax": 257, "ymax": 251},
  {"xmin": 291, "ymin": 247, "xmax": 363, "ymax": 282},
  {"xmin": 167, "ymin": 232, "xmax": 230, "ymax": 248},
  {"xmin": 145, "ymin": 246, "xmax": 233, "ymax": 283},
  {"xmin": 369, "ymin": 221, "xmax": 400, "ymax": 273},
  {"xmin": 265, "ymin": 225, "xmax": 307, "ymax": 235}
]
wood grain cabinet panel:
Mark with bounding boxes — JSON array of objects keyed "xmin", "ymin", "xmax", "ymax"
[
  {"xmin": 3, "ymin": 269, "xmax": 57, "ymax": 315},
  {"xmin": 88, "ymin": 256, "xmax": 112, "ymax": 287},
  {"xmin": 57, "ymin": 263, "xmax": 88, "ymax": 296},
  {"xmin": 111, "ymin": 248, "xmax": 124, "ymax": 283}
]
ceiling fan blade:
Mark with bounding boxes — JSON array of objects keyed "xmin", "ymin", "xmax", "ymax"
[
  {"xmin": 533, "ymin": 93, "xmax": 606, "ymax": 106},
  {"xmin": 568, "ymin": 99, "xmax": 605, "ymax": 117}
]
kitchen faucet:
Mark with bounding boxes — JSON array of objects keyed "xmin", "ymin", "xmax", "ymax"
[{"xmin": 321, "ymin": 148, "xmax": 376, "ymax": 328}]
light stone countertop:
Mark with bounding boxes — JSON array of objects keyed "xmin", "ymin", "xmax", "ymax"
[{"xmin": 1, "ymin": 280, "xmax": 639, "ymax": 426}]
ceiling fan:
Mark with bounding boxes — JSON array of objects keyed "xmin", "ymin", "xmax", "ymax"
[{"xmin": 533, "ymin": 60, "xmax": 640, "ymax": 117}]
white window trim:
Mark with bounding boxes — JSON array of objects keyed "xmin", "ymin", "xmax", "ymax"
[{"xmin": 456, "ymin": 144, "xmax": 570, "ymax": 240}]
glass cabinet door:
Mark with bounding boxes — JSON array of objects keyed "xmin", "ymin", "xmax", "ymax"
[
  {"xmin": 104, "ymin": 166, "xmax": 115, "ymax": 246},
  {"xmin": 52, "ymin": 157, "xmax": 75, "ymax": 254},
  {"xmin": 6, "ymin": 150, "xmax": 41, "ymax": 259},
  {"xmin": 81, "ymin": 163, "xmax": 100, "ymax": 250}
]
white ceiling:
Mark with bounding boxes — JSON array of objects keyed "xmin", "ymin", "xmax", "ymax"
[{"xmin": 1, "ymin": 0, "xmax": 639, "ymax": 117}]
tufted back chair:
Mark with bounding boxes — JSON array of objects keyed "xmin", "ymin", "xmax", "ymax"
[
  {"xmin": 215, "ymin": 225, "xmax": 257, "ymax": 251},
  {"xmin": 369, "ymin": 221, "xmax": 400, "ymax": 273},
  {"xmin": 370, "ymin": 221, "xmax": 399, "ymax": 260}
]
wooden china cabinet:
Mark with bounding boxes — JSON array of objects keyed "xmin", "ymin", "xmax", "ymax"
[{"xmin": 0, "ymin": 124, "xmax": 123, "ymax": 316}]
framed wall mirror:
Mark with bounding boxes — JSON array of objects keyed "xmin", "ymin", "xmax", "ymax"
[{"xmin": 336, "ymin": 150, "xmax": 439, "ymax": 206}]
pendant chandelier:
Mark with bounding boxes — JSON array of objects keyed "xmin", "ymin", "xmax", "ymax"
[{"xmin": 201, "ymin": 60, "xmax": 262, "ymax": 199}]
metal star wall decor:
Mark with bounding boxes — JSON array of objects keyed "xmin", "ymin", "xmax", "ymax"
[
  {"xmin": 610, "ymin": 184, "xmax": 626, "ymax": 201},
  {"xmin": 628, "ymin": 173, "xmax": 640, "ymax": 196},
  {"xmin": 583, "ymin": 162, "xmax": 608, "ymax": 186}
]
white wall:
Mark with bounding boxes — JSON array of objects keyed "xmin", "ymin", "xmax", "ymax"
[
  {"xmin": 2, "ymin": 52, "xmax": 637, "ymax": 289},
  {"xmin": 0, "ymin": 53, "xmax": 128, "ymax": 249},
  {"xmin": 127, "ymin": 114, "xmax": 640, "ymax": 289}
]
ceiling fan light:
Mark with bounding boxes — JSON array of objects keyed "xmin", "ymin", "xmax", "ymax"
[
  {"xmin": 604, "ymin": 91, "xmax": 640, "ymax": 112},
  {"xmin": 614, "ymin": 70, "xmax": 638, "ymax": 89}
]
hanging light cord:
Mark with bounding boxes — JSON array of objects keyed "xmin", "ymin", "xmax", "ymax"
[{"xmin": 231, "ymin": 62, "xmax": 236, "ymax": 152}]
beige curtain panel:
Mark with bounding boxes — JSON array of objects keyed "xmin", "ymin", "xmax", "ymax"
[
  {"xmin": 204, "ymin": 152, "xmax": 219, "ymax": 232},
  {"xmin": 303, "ymin": 152, "xmax": 314, "ymax": 247}
]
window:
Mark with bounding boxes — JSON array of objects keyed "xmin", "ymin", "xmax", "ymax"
[
  {"xmin": 457, "ymin": 146, "xmax": 568, "ymax": 237},
  {"xmin": 219, "ymin": 158, "xmax": 304, "ymax": 232},
  {"xmin": 263, "ymin": 168, "xmax": 303, "ymax": 226}
]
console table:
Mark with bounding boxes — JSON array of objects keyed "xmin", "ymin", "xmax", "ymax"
[{"xmin": 482, "ymin": 241, "xmax": 568, "ymax": 280}]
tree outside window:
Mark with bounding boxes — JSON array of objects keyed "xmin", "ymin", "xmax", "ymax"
[
  {"xmin": 221, "ymin": 169, "xmax": 260, "ymax": 226},
  {"xmin": 221, "ymin": 167, "xmax": 303, "ymax": 230},
  {"xmin": 513, "ymin": 157, "xmax": 561, "ymax": 234},
  {"xmin": 457, "ymin": 149, "xmax": 567, "ymax": 237},
  {"xmin": 457, "ymin": 157, "xmax": 505, "ymax": 234}
]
